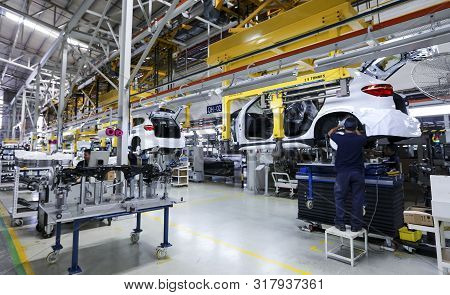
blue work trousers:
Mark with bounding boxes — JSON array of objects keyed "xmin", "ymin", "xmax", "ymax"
[{"xmin": 334, "ymin": 170, "xmax": 365, "ymax": 228}]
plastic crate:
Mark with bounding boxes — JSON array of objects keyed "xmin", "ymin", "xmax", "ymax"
[{"xmin": 399, "ymin": 226, "xmax": 422, "ymax": 242}]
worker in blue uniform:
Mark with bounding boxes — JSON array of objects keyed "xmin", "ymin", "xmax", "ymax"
[{"xmin": 328, "ymin": 117, "xmax": 367, "ymax": 232}]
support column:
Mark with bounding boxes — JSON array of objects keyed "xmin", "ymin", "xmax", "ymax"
[
  {"xmin": 95, "ymin": 78, "xmax": 99, "ymax": 113},
  {"xmin": 117, "ymin": 0, "xmax": 133, "ymax": 170},
  {"xmin": 221, "ymin": 95, "xmax": 231, "ymax": 140},
  {"xmin": 57, "ymin": 42, "xmax": 68, "ymax": 150},
  {"xmin": 19, "ymin": 91, "xmax": 26, "ymax": 143},
  {"xmin": 34, "ymin": 65, "xmax": 41, "ymax": 131},
  {"xmin": 183, "ymin": 103, "xmax": 191, "ymax": 128},
  {"xmin": 11, "ymin": 100, "xmax": 17, "ymax": 139},
  {"xmin": 8, "ymin": 100, "xmax": 15, "ymax": 139}
]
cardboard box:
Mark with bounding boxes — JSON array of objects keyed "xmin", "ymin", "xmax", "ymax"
[
  {"xmin": 105, "ymin": 171, "xmax": 116, "ymax": 181},
  {"xmin": 404, "ymin": 206, "xmax": 434, "ymax": 227}
]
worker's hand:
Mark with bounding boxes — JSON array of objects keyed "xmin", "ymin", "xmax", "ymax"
[{"xmin": 327, "ymin": 126, "xmax": 339, "ymax": 137}]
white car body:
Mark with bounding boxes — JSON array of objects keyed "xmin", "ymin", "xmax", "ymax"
[
  {"xmin": 130, "ymin": 109, "xmax": 185, "ymax": 152},
  {"xmin": 233, "ymin": 69, "xmax": 421, "ymax": 151}
]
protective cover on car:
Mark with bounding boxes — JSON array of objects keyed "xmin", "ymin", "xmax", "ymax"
[{"xmin": 284, "ymin": 101, "xmax": 318, "ymax": 137}]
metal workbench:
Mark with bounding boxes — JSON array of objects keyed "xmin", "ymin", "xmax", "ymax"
[{"xmin": 40, "ymin": 197, "xmax": 174, "ymax": 275}]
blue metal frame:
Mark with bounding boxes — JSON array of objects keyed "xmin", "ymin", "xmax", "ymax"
[
  {"xmin": 133, "ymin": 212, "xmax": 143, "ymax": 233},
  {"xmin": 68, "ymin": 220, "xmax": 82, "ymax": 275},
  {"xmin": 160, "ymin": 207, "xmax": 172, "ymax": 248},
  {"xmin": 307, "ymin": 167, "xmax": 313, "ymax": 201},
  {"xmin": 51, "ymin": 203, "xmax": 173, "ymax": 275},
  {"xmin": 51, "ymin": 222, "xmax": 63, "ymax": 252}
]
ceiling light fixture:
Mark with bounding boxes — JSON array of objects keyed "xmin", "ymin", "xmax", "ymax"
[{"xmin": 4, "ymin": 11, "xmax": 88, "ymax": 49}]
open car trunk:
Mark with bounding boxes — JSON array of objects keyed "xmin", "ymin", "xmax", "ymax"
[{"xmin": 151, "ymin": 117, "xmax": 181, "ymax": 139}]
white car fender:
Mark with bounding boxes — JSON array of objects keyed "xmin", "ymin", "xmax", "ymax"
[{"xmin": 303, "ymin": 106, "xmax": 360, "ymax": 138}]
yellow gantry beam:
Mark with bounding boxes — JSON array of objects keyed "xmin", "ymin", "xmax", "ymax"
[
  {"xmin": 208, "ymin": 0, "xmax": 366, "ymax": 71},
  {"xmin": 221, "ymin": 67, "xmax": 351, "ymax": 140}
]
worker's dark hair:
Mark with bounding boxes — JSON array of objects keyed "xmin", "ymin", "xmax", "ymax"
[
  {"xmin": 84, "ymin": 149, "xmax": 92, "ymax": 154},
  {"xmin": 344, "ymin": 117, "xmax": 358, "ymax": 131}
]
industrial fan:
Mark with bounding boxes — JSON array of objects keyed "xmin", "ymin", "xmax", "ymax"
[{"xmin": 411, "ymin": 52, "xmax": 450, "ymax": 102}]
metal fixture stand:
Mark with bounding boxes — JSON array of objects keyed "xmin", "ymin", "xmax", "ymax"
[{"xmin": 46, "ymin": 201, "xmax": 173, "ymax": 275}]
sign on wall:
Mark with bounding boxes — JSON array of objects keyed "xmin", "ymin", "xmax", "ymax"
[{"xmin": 206, "ymin": 103, "xmax": 222, "ymax": 114}]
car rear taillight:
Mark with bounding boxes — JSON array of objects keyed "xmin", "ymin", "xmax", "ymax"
[
  {"xmin": 143, "ymin": 125, "xmax": 154, "ymax": 131},
  {"xmin": 361, "ymin": 84, "xmax": 393, "ymax": 97}
]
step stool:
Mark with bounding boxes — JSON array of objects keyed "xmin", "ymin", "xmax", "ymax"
[{"xmin": 325, "ymin": 226, "xmax": 368, "ymax": 266}]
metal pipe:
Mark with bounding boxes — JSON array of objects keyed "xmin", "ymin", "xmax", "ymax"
[
  {"xmin": 127, "ymin": 0, "xmax": 180, "ymax": 87},
  {"xmin": 0, "ymin": 57, "xmax": 33, "ymax": 71},
  {"xmin": 34, "ymin": 66, "xmax": 41, "ymax": 131},
  {"xmin": 315, "ymin": 24, "xmax": 450, "ymax": 71},
  {"xmin": 19, "ymin": 91, "xmax": 26, "ymax": 143},
  {"xmin": 86, "ymin": 60, "xmax": 118, "ymax": 90},
  {"xmin": 78, "ymin": 0, "xmax": 198, "ymax": 86},
  {"xmin": 57, "ymin": 43, "xmax": 68, "ymax": 149},
  {"xmin": 8, "ymin": 0, "xmax": 96, "ymax": 106}
]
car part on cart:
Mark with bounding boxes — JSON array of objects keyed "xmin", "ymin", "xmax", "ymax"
[{"xmin": 54, "ymin": 164, "xmax": 170, "ymax": 186}]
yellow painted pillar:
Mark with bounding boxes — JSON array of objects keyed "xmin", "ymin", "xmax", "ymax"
[
  {"xmin": 183, "ymin": 103, "xmax": 191, "ymax": 128},
  {"xmin": 270, "ymin": 93, "xmax": 285, "ymax": 139},
  {"xmin": 222, "ymin": 96, "xmax": 232, "ymax": 140},
  {"xmin": 100, "ymin": 137, "xmax": 107, "ymax": 148}
]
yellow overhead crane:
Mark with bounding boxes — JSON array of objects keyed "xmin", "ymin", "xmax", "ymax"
[
  {"xmin": 210, "ymin": 0, "xmax": 367, "ymax": 141},
  {"xmin": 207, "ymin": 0, "xmax": 366, "ymax": 71},
  {"xmin": 222, "ymin": 67, "xmax": 351, "ymax": 140}
]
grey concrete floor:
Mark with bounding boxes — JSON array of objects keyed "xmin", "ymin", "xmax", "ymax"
[{"xmin": 0, "ymin": 182, "xmax": 441, "ymax": 275}]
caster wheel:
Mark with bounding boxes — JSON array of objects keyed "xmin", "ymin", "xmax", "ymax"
[
  {"xmin": 42, "ymin": 231, "xmax": 54, "ymax": 239},
  {"xmin": 155, "ymin": 247, "xmax": 167, "ymax": 260},
  {"xmin": 13, "ymin": 219, "xmax": 24, "ymax": 227},
  {"xmin": 130, "ymin": 233, "xmax": 140, "ymax": 244},
  {"xmin": 46, "ymin": 251, "xmax": 59, "ymax": 264},
  {"xmin": 403, "ymin": 245, "xmax": 415, "ymax": 254},
  {"xmin": 306, "ymin": 200, "xmax": 314, "ymax": 209}
]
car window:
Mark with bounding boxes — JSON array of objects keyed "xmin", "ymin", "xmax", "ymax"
[
  {"xmin": 245, "ymin": 97, "xmax": 273, "ymax": 140},
  {"xmin": 151, "ymin": 117, "xmax": 181, "ymax": 138},
  {"xmin": 132, "ymin": 118, "xmax": 145, "ymax": 127}
]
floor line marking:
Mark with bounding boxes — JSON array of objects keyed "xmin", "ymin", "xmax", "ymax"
[
  {"xmin": 145, "ymin": 214, "xmax": 311, "ymax": 275},
  {"xmin": 175, "ymin": 195, "xmax": 241, "ymax": 207},
  {"xmin": 0, "ymin": 202, "xmax": 34, "ymax": 275}
]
